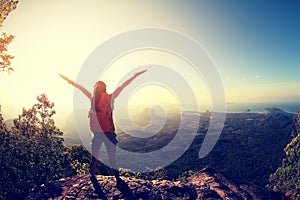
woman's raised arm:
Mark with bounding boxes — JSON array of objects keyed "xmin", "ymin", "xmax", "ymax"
[
  {"xmin": 112, "ymin": 69, "xmax": 147, "ymax": 99},
  {"xmin": 59, "ymin": 74, "xmax": 92, "ymax": 99}
]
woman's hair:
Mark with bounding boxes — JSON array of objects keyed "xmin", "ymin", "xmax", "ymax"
[{"xmin": 91, "ymin": 81, "xmax": 106, "ymax": 111}]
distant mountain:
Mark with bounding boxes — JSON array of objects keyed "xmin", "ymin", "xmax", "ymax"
[
  {"xmin": 61, "ymin": 109, "xmax": 90, "ymax": 145},
  {"xmin": 165, "ymin": 110, "xmax": 295, "ymax": 186},
  {"xmin": 114, "ymin": 109, "xmax": 295, "ymax": 186},
  {"xmin": 264, "ymin": 107, "xmax": 287, "ymax": 114},
  {"xmin": 130, "ymin": 106, "xmax": 164, "ymax": 126}
]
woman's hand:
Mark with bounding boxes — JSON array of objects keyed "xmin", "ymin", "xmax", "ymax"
[
  {"xmin": 59, "ymin": 74, "xmax": 75, "ymax": 85},
  {"xmin": 59, "ymin": 74, "xmax": 91, "ymax": 98},
  {"xmin": 112, "ymin": 69, "xmax": 148, "ymax": 99},
  {"xmin": 134, "ymin": 69, "xmax": 147, "ymax": 77}
]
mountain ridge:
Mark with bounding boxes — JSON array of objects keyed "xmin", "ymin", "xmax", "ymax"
[{"xmin": 26, "ymin": 167, "xmax": 282, "ymax": 200}]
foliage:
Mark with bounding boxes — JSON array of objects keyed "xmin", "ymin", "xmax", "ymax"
[
  {"xmin": 119, "ymin": 167, "xmax": 168, "ymax": 181},
  {"xmin": 179, "ymin": 170, "xmax": 196, "ymax": 183},
  {"xmin": 139, "ymin": 167, "xmax": 168, "ymax": 180},
  {"xmin": 0, "ymin": 32, "xmax": 14, "ymax": 73},
  {"xmin": 268, "ymin": 110, "xmax": 300, "ymax": 199},
  {"xmin": 0, "ymin": 94, "xmax": 74, "ymax": 199},
  {"xmin": 68, "ymin": 144, "xmax": 91, "ymax": 175},
  {"xmin": 0, "ymin": 0, "xmax": 18, "ymax": 27},
  {"xmin": 70, "ymin": 160, "xmax": 89, "ymax": 175},
  {"xmin": 0, "ymin": 0, "xmax": 18, "ymax": 73},
  {"xmin": 0, "ymin": 105, "xmax": 10, "ymax": 199}
]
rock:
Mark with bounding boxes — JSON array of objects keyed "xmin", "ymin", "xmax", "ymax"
[{"xmin": 26, "ymin": 167, "xmax": 282, "ymax": 200}]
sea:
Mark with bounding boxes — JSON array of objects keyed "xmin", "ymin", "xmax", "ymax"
[{"xmin": 226, "ymin": 102, "xmax": 300, "ymax": 114}]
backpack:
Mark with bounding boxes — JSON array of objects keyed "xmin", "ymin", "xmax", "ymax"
[
  {"xmin": 89, "ymin": 93, "xmax": 115, "ymax": 132},
  {"xmin": 89, "ymin": 108, "xmax": 102, "ymax": 132}
]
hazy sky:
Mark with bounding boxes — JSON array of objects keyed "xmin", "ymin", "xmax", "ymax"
[{"xmin": 0, "ymin": 0, "xmax": 299, "ymax": 127}]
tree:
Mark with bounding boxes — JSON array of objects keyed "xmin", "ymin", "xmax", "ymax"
[
  {"xmin": 0, "ymin": 105, "xmax": 11, "ymax": 199},
  {"xmin": 0, "ymin": 0, "xmax": 18, "ymax": 73},
  {"xmin": 268, "ymin": 109, "xmax": 300, "ymax": 199},
  {"xmin": 0, "ymin": 94, "xmax": 72, "ymax": 199},
  {"xmin": 0, "ymin": 0, "xmax": 18, "ymax": 26}
]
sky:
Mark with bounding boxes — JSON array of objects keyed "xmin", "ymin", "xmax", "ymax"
[{"xmin": 0, "ymin": 0, "xmax": 299, "ymax": 127}]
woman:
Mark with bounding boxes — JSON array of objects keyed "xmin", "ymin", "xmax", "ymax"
[{"xmin": 60, "ymin": 69, "xmax": 147, "ymax": 183}]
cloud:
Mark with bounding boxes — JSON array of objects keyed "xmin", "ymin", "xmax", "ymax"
[{"xmin": 241, "ymin": 75, "xmax": 261, "ymax": 81}]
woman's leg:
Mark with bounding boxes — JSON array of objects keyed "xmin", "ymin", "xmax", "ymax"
[
  {"xmin": 106, "ymin": 144, "xmax": 121, "ymax": 181},
  {"xmin": 90, "ymin": 133, "xmax": 102, "ymax": 175},
  {"xmin": 90, "ymin": 157, "xmax": 98, "ymax": 175}
]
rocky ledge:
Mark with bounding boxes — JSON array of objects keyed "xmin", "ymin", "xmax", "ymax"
[{"xmin": 26, "ymin": 167, "xmax": 282, "ymax": 200}]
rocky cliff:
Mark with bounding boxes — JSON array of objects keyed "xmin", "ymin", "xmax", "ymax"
[{"xmin": 26, "ymin": 167, "xmax": 282, "ymax": 200}]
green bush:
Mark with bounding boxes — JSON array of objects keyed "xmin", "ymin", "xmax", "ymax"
[
  {"xmin": 0, "ymin": 94, "xmax": 74, "ymax": 199},
  {"xmin": 268, "ymin": 110, "xmax": 300, "ymax": 199}
]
